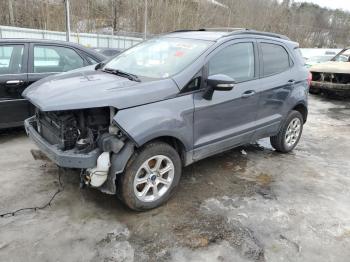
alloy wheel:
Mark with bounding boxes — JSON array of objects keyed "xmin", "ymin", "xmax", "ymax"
[
  {"xmin": 133, "ymin": 155, "xmax": 175, "ymax": 202},
  {"xmin": 285, "ymin": 117, "xmax": 301, "ymax": 147}
]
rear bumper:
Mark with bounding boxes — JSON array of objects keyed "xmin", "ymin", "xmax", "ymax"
[
  {"xmin": 24, "ymin": 116, "xmax": 99, "ymax": 168},
  {"xmin": 311, "ymin": 81, "xmax": 350, "ymax": 92}
]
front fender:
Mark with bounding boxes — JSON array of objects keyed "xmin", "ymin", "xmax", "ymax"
[{"xmin": 114, "ymin": 95, "xmax": 194, "ymax": 151}]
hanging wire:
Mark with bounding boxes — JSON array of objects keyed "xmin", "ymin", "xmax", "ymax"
[{"xmin": 0, "ymin": 168, "xmax": 64, "ymax": 218}]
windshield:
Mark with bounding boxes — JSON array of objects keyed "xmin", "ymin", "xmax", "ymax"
[
  {"xmin": 332, "ymin": 48, "xmax": 350, "ymax": 62},
  {"xmin": 104, "ymin": 37, "xmax": 212, "ymax": 79}
]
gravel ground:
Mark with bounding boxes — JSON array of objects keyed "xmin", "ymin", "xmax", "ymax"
[{"xmin": 0, "ymin": 94, "xmax": 349, "ymax": 262}]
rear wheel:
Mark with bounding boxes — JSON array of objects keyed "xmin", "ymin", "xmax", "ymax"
[
  {"xmin": 270, "ymin": 110, "xmax": 303, "ymax": 153},
  {"xmin": 119, "ymin": 142, "xmax": 182, "ymax": 211}
]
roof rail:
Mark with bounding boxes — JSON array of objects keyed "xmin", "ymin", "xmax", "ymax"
[
  {"xmin": 169, "ymin": 28, "xmax": 290, "ymax": 41},
  {"xmin": 227, "ymin": 29, "xmax": 290, "ymax": 40},
  {"xmin": 170, "ymin": 28, "xmax": 247, "ymax": 33},
  {"xmin": 170, "ymin": 29, "xmax": 206, "ymax": 33},
  {"xmin": 198, "ymin": 27, "xmax": 248, "ymax": 32}
]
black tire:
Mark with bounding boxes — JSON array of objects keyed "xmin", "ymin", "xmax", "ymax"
[
  {"xmin": 270, "ymin": 110, "xmax": 303, "ymax": 153},
  {"xmin": 118, "ymin": 142, "xmax": 182, "ymax": 211}
]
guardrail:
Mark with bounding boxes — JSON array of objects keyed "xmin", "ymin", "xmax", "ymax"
[{"xmin": 0, "ymin": 25, "xmax": 144, "ymax": 49}]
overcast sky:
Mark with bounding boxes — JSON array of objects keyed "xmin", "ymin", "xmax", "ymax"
[{"xmin": 294, "ymin": 0, "xmax": 350, "ymax": 12}]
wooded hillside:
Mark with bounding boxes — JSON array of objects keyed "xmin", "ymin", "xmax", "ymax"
[{"xmin": 1, "ymin": 0, "xmax": 349, "ymax": 47}]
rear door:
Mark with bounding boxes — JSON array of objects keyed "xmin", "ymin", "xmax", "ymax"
[
  {"xmin": 0, "ymin": 43, "xmax": 29, "ymax": 128},
  {"xmin": 252, "ymin": 40, "xmax": 295, "ymax": 140},
  {"xmin": 28, "ymin": 43, "xmax": 87, "ymax": 85}
]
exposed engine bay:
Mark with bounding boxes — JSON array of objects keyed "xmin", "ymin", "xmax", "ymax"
[
  {"xmin": 35, "ymin": 107, "xmax": 125, "ymax": 154},
  {"xmin": 311, "ymin": 72, "xmax": 350, "ymax": 85},
  {"xmin": 32, "ymin": 107, "xmax": 128, "ymax": 189}
]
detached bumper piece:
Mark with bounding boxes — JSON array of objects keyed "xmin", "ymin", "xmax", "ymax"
[{"xmin": 25, "ymin": 117, "xmax": 100, "ymax": 168}]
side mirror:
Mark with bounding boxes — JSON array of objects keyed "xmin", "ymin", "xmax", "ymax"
[
  {"xmin": 203, "ymin": 74, "xmax": 235, "ymax": 100},
  {"xmin": 95, "ymin": 61, "xmax": 105, "ymax": 70}
]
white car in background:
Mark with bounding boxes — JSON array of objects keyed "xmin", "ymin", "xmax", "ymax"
[
  {"xmin": 300, "ymin": 48, "xmax": 341, "ymax": 60},
  {"xmin": 305, "ymin": 54, "xmax": 335, "ymax": 68}
]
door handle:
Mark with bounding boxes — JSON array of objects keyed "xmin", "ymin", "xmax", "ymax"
[
  {"xmin": 241, "ymin": 90, "xmax": 256, "ymax": 98},
  {"xmin": 6, "ymin": 80, "xmax": 24, "ymax": 85}
]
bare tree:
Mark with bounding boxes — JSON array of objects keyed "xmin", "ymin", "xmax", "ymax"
[{"xmin": 0, "ymin": 0, "xmax": 349, "ymax": 48}]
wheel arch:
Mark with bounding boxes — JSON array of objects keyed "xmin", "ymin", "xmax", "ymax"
[
  {"xmin": 139, "ymin": 135, "xmax": 188, "ymax": 166},
  {"xmin": 292, "ymin": 102, "xmax": 308, "ymax": 123}
]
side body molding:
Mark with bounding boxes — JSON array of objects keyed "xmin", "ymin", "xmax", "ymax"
[{"xmin": 114, "ymin": 94, "xmax": 195, "ymax": 154}]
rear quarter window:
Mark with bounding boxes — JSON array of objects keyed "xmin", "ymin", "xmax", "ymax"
[
  {"xmin": 293, "ymin": 47, "xmax": 306, "ymax": 66},
  {"xmin": 261, "ymin": 43, "xmax": 290, "ymax": 76}
]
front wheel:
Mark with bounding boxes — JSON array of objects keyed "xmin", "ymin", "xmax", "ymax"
[
  {"xmin": 270, "ymin": 110, "xmax": 304, "ymax": 153},
  {"xmin": 118, "ymin": 142, "xmax": 182, "ymax": 211}
]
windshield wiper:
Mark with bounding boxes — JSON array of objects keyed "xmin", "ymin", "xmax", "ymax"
[{"xmin": 102, "ymin": 68, "xmax": 141, "ymax": 82}]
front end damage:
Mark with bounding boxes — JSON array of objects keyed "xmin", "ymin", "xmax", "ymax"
[
  {"xmin": 24, "ymin": 107, "xmax": 134, "ymax": 194},
  {"xmin": 309, "ymin": 61, "xmax": 350, "ymax": 96},
  {"xmin": 310, "ymin": 72, "xmax": 350, "ymax": 94}
]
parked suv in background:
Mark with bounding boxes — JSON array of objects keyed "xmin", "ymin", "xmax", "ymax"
[
  {"xmin": 0, "ymin": 39, "xmax": 105, "ymax": 128},
  {"xmin": 24, "ymin": 29, "xmax": 309, "ymax": 211}
]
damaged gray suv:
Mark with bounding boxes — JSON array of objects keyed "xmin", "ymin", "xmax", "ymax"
[{"xmin": 23, "ymin": 29, "xmax": 309, "ymax": 211}]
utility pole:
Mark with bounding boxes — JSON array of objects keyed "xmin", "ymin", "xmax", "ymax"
[
  {"xmin": 8, "ymin": 0, "xmax": 15, "ymax": 26},
  {"xmin": 144, "ymin": 0, "xmax": 147, "ymax": 40},
  {"xmin": 113, "ymin": 0, "xmax": 117, "ymax": 34},
  {"xmin": 64, "ymin": 0, "xmax": 71, "ymax": 42}
]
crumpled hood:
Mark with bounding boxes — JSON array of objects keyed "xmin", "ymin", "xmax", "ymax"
[
  {"xmin": 310, "ymin": 61, "xmax": 350, "ymax": 74},
  {"xmin": 23, "ymin": 66, "xmax": 179, "ymax": 111}
]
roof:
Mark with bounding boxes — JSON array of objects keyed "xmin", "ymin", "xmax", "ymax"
[
  {"xmin": 165, "ymin": 31, "xmax": 229, "ymax": 41},
  {"xmin": 93, "ymin": 47, "xmax": 122, "ymax": 51},
  {"xmin": 0, "ymin": 38, "xmax": 80, "ymax": 45},
  {"xmin": 0, "ymin": 38, "xmax": 106, "ymax": 61},
  {"xmin": 164, "ymin": 28, "xmax": 291, "ymax": 42}
]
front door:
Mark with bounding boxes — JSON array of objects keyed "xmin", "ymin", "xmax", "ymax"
[
  {"xmin": 0, "ymin": 43, "xmax": 29, "ymax": 128},
  {"xmin": 193, "ymin": 40, "xmax": 260, "ymax": 160}
]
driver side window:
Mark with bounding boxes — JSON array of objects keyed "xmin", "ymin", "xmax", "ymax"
[
  {"xmin": 33, "ymin": 45, "xmax": 84, "ymax": 73},
  {"xmin": 209, "ymin": 42, "xmax": 255, "ymax": 82}
]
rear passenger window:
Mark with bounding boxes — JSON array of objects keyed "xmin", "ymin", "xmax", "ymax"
[
  {"xmin": 33, "ymin": 45, "xmax": 84, "ymax": 73},
  {"xmin": 261, "ymin": 43, "xmax": 290, "ymax": 76},
  {"xmin": 0, "ymin": 45, "xmax": 24, "ymax": 74},
  {"xmin": 209, "ymin": 42, "xmax": 255, "ymax": 82}
]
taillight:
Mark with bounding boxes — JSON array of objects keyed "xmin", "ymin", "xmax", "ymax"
[{"xmin": 307, "ymin": 72, "xmax": 312, "ymax": 86}]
